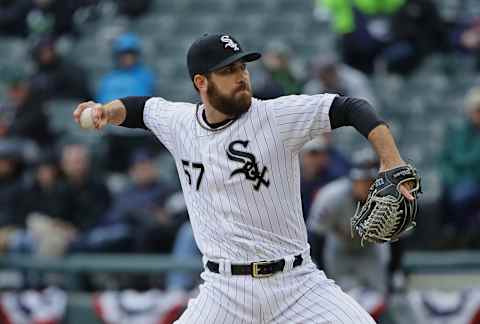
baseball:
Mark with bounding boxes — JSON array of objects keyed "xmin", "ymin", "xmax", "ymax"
[{"xmin": 79, "ymin": 107, "xmax": 94, "ymax": 129}]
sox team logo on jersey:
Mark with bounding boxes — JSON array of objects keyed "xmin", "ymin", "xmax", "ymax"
[
  {"xmin": 227, "ymin": 140, "xmax": 270, "ymax": 191},
  {"xmin": 220, "ymin": 35, "xmax": 240, "ymax": 51}
]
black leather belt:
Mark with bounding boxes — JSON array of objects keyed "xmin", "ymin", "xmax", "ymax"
[{"xmin": 206, "ymin": 254, "xmax": 303, "ymax": 278}]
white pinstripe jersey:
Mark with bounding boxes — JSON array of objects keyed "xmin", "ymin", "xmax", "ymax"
[{"xmin": 143, "ymin": 94, "xmax": 337, "ymax": 263}]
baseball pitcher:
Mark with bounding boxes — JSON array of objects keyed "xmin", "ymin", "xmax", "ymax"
[{"xmin": 73, "ymin": 33, "xmax": 420, "ymax": 323}]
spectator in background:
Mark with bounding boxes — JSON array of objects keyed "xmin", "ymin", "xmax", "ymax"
[
  {"xmin": 69, "ymin": 149, "xmax": 176, "ymax": 253},
  {"xmin": 318, "ymin": 0, "xmax": 447, "ymax": 75},
  {"xmin": 97, "ymin": 33, "xmax": 155, "ymax": 103},
  {"xmin": 134, "ymin": 191, "xmax": 186, "ymax": 254},
  {"xmin": 105, "ymin": 149, "xmax": 177, "ymax": 252},
  {"xmin": 166, "ymin": 221, "xmax": 201, "ymax": 291},
  {"xmin": 97, "ymin": 32, "xmax": 158, "ymax": 172},
  {"xmin": 307, "ymin": 150, "xmax": 389, "ymax": 294},
  {"xmin": 387, "ymin": 0, "xmax": 448, "ymax": 74},
  {"xmin": 0, "ymin": 141, "xmax": 26, "ymax": 254},
  {"xmin": 255, "ymin": 41, "xmax": 302, "ymax": 97},
  {"xmin": 18, "ymin": 151, "xmax": 68, "ymax": 222},
  {"xmin": 30, "ymin": 37, "xmax": 92, "ymax": 101},
  {"xmin": 318, "ymin": 0, "xmax": 404, "ymax": 74},
  {"xmin": 0, "ymin": 74, "xmax": 54, "ymax": 146},
  {"xmin": 8, "ymin": 150, "xmax": 77, "ymax": 257},
  {"xmin": 300, "ymin": 136, "xmax": 350, "ymax": 219},
  {"xmin": 60, "ymin": 142, "xmax": 111, "ymax": 233},
  {"xmin": 439, "ymin": 87, "xmax": 480, "ymax": 245},
  {"xmin": 0, "ymin": 0, "xmax": 31, "ymax": 37},
  {"xmin": 303, "ymin": 54, "xmax": 378, "ymax": 108},
  {"xmin": 451, "ymin": 16, "xmax": 480, "ymax": 70},
  {"xmin": 251, "ymin": 67, "xmax": 285, "ymax": 100},
  {"xmin": 26, "ymin": 0, "xmax": 77, "ymax": 38},
  {"xmin": 0, "ymin": 141, "xmax": 25, "ymax": 229}
]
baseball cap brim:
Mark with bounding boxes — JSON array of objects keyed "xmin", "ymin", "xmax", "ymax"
[{"xmin": 208, "ymin": 51, "xmax": 261, "ymax": 73}]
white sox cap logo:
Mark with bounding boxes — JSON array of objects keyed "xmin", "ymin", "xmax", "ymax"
[{"xmin": 220, "ymin": 35, "xmax": 240, "ymax": 51}]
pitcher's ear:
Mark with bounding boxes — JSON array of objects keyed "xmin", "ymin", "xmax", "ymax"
[{"xmin": 193, "ymin": 74, "xmax": 208, "ymax": 92}]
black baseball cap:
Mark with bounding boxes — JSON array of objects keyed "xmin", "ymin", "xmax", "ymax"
[{"xmin": 187, "ymin": 33, "xmax": 261, "ymax": 80}]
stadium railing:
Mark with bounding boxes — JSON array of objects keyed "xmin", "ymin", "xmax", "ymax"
[
  {"xmin": 0, "ymin": 251, "xmax": 479, "ymax": 323},
  {"xmin": 0, "ymin": 254, "xmax": 203, "ymax": 290},
  {"xmin": 1, "ymin": 251, "xmax": 480, "ymax": 288}
]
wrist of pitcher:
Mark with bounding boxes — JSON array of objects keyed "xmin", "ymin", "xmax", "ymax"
[
  {"xmin": 379, "ymin": 158, "xmax": 406, "ymax": 172},
  {"xmin": 104, "ymin": 105, "xmax": 126, "ymax": 126}
]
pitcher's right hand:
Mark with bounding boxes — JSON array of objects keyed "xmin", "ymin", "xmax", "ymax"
[{"xmin": 73, "ymin": 101, "xmax": 108, "ymax": 130}]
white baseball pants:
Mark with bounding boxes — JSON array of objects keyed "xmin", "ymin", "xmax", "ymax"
[{"xmin": 175, "ymin": 259, "xmax": 376, "ymax": 323}]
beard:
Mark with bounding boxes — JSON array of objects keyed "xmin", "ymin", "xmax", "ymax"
[{"xmin": 206, "ymin": 79, "xmax": 252, "ymax": 117}]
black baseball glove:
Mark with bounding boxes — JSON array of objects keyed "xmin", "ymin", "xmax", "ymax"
[{"xmin": 351, "ymin": 164, "xmax": 421, "ymax": 246}]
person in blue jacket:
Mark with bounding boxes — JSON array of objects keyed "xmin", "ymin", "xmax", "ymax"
[
  {"xmin": 97, "ymin": 32, "xmax": 156, "ymax": 104},
  {"xmin": 97, "ymin": 32, "xmax": 158, "ymax": 172}
]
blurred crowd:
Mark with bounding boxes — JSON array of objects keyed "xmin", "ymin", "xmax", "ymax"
[
  {"xmin": 0, "ymin": 0, "xmax": 153, "ymax": 38},
  {"xmin": 0, "ymin": 0, "xmax": 479, "ymax": 298}
]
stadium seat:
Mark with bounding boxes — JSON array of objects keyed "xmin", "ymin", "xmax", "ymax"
[
  {"xmin": 151, "ymin": 0, "xmax": 183, "ymax": 13},
  {"xmin": 72, "ymin": 37, "xmax": 112, "ymax": 69},
  {"xmin": 219, "ymin": 14, "xmax": 265, "ymax": 37},
  {"xmin": 0, "ymin": 38, "xmax": 29, "ymax": 73},
  {"xmin": 45, "ymin": 99, "xmax": 82, "ymax": 132},
  {"xmin": 233, "ymin": 0, "xmax": 271, "ymax": 14},
  {"xmin": 131, "ymin": 14, "xmax": 175, "ymax": 36},
  {"xmin": 185, "ymin": 0, "xmax": 230, "ymax": 15},
  {"xmin": 274, "ymin": 0, "xmax": 313, "ymax": 13},
  {"xmin": 170, "ymin": 16, "xmax": 221, "ymax": 39},
  {"xmin": 261, "ymin": 14, "xmax": 309, "ymax": 37},
  {"xmin": 45, "ymin": 99, "xmax": 104, "ymax": 150}
]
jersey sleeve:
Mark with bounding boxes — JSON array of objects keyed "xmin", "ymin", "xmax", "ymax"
[
  {"xmin": 143, "ymin": 97, "xmax": 178, "ymax": 153},
  {"xmin": 266, "ymin": 94, "xmax": 337, "ymax": 152}
]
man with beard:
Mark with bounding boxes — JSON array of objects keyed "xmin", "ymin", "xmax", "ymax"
[{"xmin": 73, "ymin": 33, "xmax": 416, "ymax": 323}]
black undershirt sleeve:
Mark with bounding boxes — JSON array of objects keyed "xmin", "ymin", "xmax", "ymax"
[
  {"xmin": 328, "ymin": 96, "xmax": 386, "ymax": 138},
  {"xmin": 118, "ymin": 96, "xmax": 152, "ymax": 130}
]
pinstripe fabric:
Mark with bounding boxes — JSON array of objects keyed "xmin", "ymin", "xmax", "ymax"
[
  {"xmin": 175, "ymin": 262, "xmax": 375, "ymax": 323},
  {"xmin": 143, "ymin": 94, "xmax": 376, "ymax": 323},
  {"xmin": 143, "ymin": 94, "xmax": 336, "ymax": 263},
  {"xmin": 269, "ymin": 94, "xmax": 335, "ymax": 153}
]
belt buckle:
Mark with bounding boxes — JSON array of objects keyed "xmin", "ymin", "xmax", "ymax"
[{"xmin": 251, "ymin": 260, "xmax": 274, "ymax": 278}]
